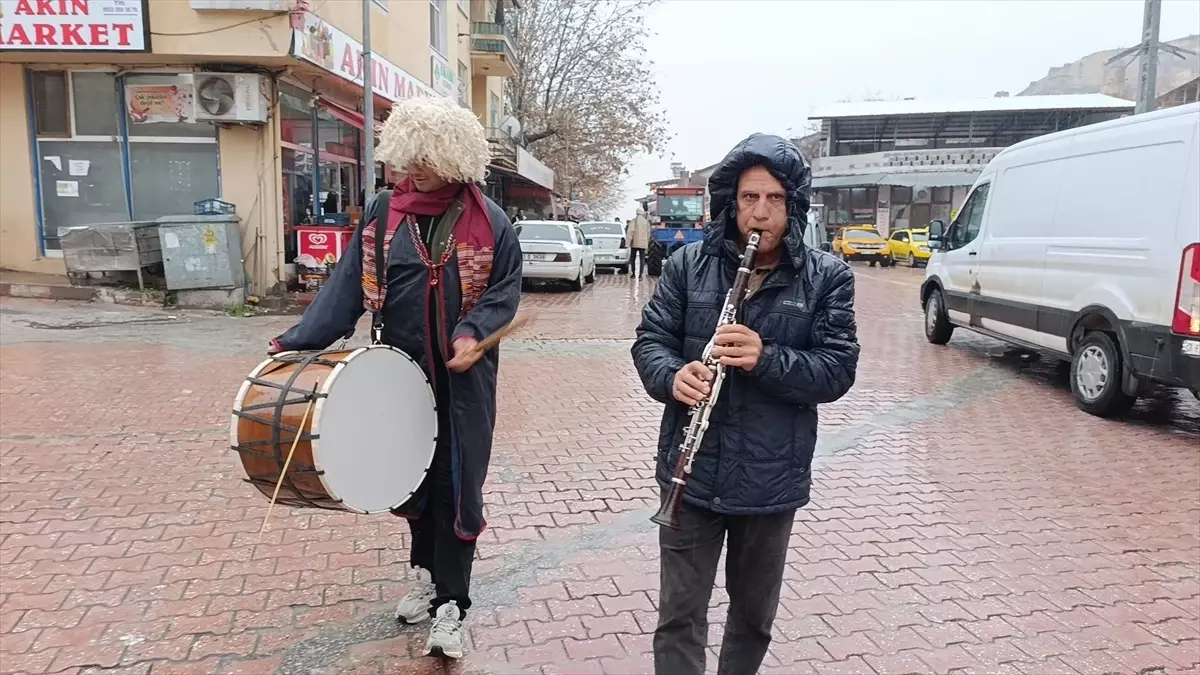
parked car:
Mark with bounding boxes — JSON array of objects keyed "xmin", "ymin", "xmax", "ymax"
[
  {"xmin": 921, "ymin": 101, "xmax": 1200, "ymax": 417},
  {"xmin": 832, "ymin": 225, "xmax": 891, "ymax": 267},
  {"xmin": 514, "ymin": 220, "xmax": 596, "ymax": 291},
  {"xmin": 887, "ymin": 227, "xmax": 932, "ymax": 267},
  {"xmin": 578, "ymin": 221, "xmax": 630, "ymax": 274}
]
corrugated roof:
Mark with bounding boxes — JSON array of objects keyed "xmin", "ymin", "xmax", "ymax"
[
  {"xmin": 882, "ymin": 171, "xmax": 981, "ymax": 188},
  {"xmin": 812, "ymin": 174, "xmax": 887, "ymax": 188},
  {"xmin": 812, "ymin": 170, "xmax": 982, "ymax": 189},
  {"xmin": 808, "ymin": 94, "xmax": 1135, "ymax": 120}
]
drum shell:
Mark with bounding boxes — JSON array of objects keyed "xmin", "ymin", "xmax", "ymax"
[{"xmin": 232, "ymin": 350, "xmax": 354, "ymax": 512}]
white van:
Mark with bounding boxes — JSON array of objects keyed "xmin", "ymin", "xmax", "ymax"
[{"xmin": 920, "ymin": 102, "xmax": 1200, "ymax": 417}]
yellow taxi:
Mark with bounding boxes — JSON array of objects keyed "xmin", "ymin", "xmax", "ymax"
[
  {"xmin": 831, "ymin": 225, "xmax": 892, "ymax": 267},
  {"xmin": 886, "ymin": 227, "xmax": 933, "ymax": 267}
]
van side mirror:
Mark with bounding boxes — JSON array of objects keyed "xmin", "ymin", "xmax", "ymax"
[
  {"xmin": 928, "ymin": 219, "xmax": 946, "ymax": 239},
  {"xmin": 927, "ymin": 240, "xmax": 944, "ymax": 251},
  {"xmin": 820, "ymin": 242, "xmax": 831, "ymax": 252}
]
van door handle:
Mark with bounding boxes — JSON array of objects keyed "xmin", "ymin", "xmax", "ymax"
[{"xmin": 968, "ymin": 251, "xmax": 978, "ymax": 256}]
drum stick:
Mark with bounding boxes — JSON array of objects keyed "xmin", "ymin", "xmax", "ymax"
[
  {"xmin": 464, "ymin": 313, "xmax": 536, "ymax": 358},
  {"xmin": 258, "ymin": 396, "xmax": 316, "ymax": 542}
]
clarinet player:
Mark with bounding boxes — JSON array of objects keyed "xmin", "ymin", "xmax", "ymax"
[{"xmin": 631, "ymin": 133, "xmax": 860, "ymax": 675}]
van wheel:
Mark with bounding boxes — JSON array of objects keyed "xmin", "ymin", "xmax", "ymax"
[
  {"xmin": 924, "ymin": 290, "xmax": 954, "ymax": 345},
  {"xmin": 1070, "ymin": 332, "xmax": 1136, "ymax": 418}
]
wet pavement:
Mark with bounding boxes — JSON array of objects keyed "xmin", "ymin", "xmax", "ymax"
[{"xmin": 1, "ymin": 264, "xmax": 1198, "ymax": 675}]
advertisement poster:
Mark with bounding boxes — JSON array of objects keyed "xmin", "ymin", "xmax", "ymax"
[
  {"xmin": 0, "ymin": 0, "xmax": 149, "ymax": 52},
  {"xmin": 126, "ymin": 80, "xmax": 196, "ymax": 124},
  {"xmin": 430, "ymin": 51, "xmax": 456, "ymax": 98}
]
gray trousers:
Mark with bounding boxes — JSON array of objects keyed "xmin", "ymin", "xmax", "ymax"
[{"xmin": 653, "ymin": 492, "xmax": 795, "ymax": 675}]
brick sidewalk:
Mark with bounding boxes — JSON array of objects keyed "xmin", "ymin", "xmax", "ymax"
[{"xmin": 1, "ymin": 270, "xmax": 1198, "ymax": 675}]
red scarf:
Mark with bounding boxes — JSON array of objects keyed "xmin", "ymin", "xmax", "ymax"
[{"xmin": 361, "ymin": 177, "xmax": 495, "ymax": 317}]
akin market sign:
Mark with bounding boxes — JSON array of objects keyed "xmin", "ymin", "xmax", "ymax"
[
  {"xmin": 0, "ymin": 0, "xmax": 149, "ymax": 52},
  {"xmin": 291, "ymin": 12, "xmax": 440, "ymax": 104}
]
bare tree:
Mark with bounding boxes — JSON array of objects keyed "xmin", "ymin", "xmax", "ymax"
[
  {"xmin": 508, "ymin": 0, "xmax": 669, "ymax": 204},
  {"xmin": 791, "ymin": 120, "xmax": 823, "ymax": 160}
]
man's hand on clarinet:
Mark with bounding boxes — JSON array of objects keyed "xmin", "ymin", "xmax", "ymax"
[
  {"xmin": 447, "ymin": 336, "xmax": 482, "ymax": 373},
  {"xmin": 673, "ymin": 361, "xmax": 712, "ymax": 406},
  {"xmin": 711, "ymin": 324, "xmax": 763, "ymax": 371}
]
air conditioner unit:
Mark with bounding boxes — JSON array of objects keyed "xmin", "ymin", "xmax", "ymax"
[{"xmin": 193, "ymin": 73, "xmax": 269, "ymax": 124}]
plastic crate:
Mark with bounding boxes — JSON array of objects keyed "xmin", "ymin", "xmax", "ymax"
[{"xmin": 194, "ymin": 198, "xmax": 236, "ymax": 216}]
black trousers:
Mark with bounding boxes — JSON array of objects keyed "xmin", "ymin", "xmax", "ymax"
[
  {"xmin": 407, "ymin": 380, "xmax": 476, "ymax": 619},
  {"xmin": 629, "ymin": 247, "xmax": 647, "ymax": 274},
  {"xmin": 654, "ymin": 492, "xmax": 796, "ymax": 675}
]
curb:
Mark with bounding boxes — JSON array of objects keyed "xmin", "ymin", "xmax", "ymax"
[{"xmin": 0, "ymin": 282, "xmax": 96, "ymax": 302}]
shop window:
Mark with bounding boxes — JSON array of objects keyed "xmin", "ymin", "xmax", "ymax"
[
  {"xmin": 279, "ymin": 85, "xmax": 314, "ymax": 146},
  {"xmin": 31, "ymin": 70, "xmax": 70, "ymax": 137},
  {"xmin": 71, "ymin": 72, "xmax": 120, "ymax": 137},
  {"xmin": 33, "ymin": 71, "xmax": 126, "ymax": 250},
  {"xmin": 891, "ymin": 187, "xmax": 912, "ymax": 204},
  {"xmin": 37, "ymin": 142, "xmax": 130, "ymax": 249},
  {"xmin": 129, "ymin": 144, "xmax": 221, "ymax": 222},
  {"xmin": 29, "ymin": 69, "xmax": 222, "ymax": 250},
  {"xmin": 932, "ymin": 186, "xmax": 952, "ymax": 204}
]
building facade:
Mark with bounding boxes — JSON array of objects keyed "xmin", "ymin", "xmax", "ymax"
[
  {"xmin": 806, "ymin": 94, "xmax": 1134, "ymax": 237},
  {"xmin": 0, "ymin": 0, "xmax": 549, "ymax": 295}
]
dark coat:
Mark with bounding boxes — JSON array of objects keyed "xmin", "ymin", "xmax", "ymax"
[
  {"xmin": 274, "ymin": 190, "xmax": 522, "ymax": 539},
  {"xmin": 631, "ymin": 134, "xmax": 860, "ymax": 515}
]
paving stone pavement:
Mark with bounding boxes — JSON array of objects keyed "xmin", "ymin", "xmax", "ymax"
[{"xmin": 1, "ymin": 267, "xmax": 1198, "ymax": 675}]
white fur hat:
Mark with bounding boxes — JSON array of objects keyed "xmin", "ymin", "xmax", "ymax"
[{"xmin": 375, "ymin": 96, "xmax": 490, "ymax": 184}]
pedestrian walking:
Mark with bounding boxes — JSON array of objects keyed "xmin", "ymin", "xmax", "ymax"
[
  {"xmin": 631, "ymin": 133, "xmax": 860, "ymax": 675},
  {"xmin": 626, "ymin": 207, "xmax": 650, "ymax": 276},
  {"xmin": 266, "ymin": 95, "xmax": 522, "ymax": 660}
]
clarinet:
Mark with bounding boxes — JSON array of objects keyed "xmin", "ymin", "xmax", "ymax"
[{"xmin": 651, "ymin": 230, "xmax": 762, "ymax": 530}]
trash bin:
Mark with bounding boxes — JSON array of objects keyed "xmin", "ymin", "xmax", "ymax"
[{"xmin": 59, "ymin": 220, "xmax": 162, "ymax": 290}]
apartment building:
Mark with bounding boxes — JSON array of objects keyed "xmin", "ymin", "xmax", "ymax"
[{"xmin": 0, "ymin": 0, "xmax": 548, "ymax": 295}]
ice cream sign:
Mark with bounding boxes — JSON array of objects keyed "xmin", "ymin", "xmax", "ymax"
[{"xmin": 0, "ymin": 0, "xmax": 150, "ymax": 52}]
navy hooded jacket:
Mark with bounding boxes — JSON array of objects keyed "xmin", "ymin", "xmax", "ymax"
[{"xmin": 631, "ymin": 133, "xmax": 860, "ymax": 515}]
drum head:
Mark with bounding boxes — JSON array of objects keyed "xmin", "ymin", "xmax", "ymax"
[{"xmin": 313, "ymin": 346, "xmax": 437, "ymax": 514}]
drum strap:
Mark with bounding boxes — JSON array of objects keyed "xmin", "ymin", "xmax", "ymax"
[{"xmin": 370, "ymin": 192, "xmax": 465, "ymax": 345}]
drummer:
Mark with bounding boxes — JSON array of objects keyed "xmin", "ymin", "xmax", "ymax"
[{"xmin": 267, "ymin": 96, "xmax": 522, "ymax": 659}]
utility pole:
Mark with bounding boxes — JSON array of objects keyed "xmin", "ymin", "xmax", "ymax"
[
  {"xmin": 362, "ymin": 0, "xmax": 375, "ymax": 201},
  {"xmin": 1105, "ymin": 0, "xmax": 1194, "ymax": 114}
]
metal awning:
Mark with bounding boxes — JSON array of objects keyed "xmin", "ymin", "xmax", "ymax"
[
  {"xmin": 811, "ymin": 173, "xmax": 887, "ymax": 189},
  {"xmin": 880, "ymin": 170, "xmax": 981, "ymax": 188}
]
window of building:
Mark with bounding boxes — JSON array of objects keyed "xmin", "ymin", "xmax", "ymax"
[
  {"xmin": 430, "ymin": 0, "xmax": 447, "ymax": 55},
  {"xmin": 31, "ymin": 70, "xmax": 127, "ymax": 251},
  {"xmin": 28, "ymin": 69, "xmax": 221, "ymax": 252},
  {"xmin": 457, "ymin": 61, "xmax": 470, "ymax": 107},
  {"xmin": 490, "ymin": 92, "xmax": 500, "ymax": 130},
  {"xmin": 122, "ymin": 74, "xmax": 219, "ymax": 222},
  {"xmin": 31, "ymin": 70, "xmax": 71, "ymax": 137}
]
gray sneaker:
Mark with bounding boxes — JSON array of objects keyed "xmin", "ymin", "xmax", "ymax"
[
  {"xmin": 394, "ymin": 568, "xmax": 434, "ymax": 624},
  {"xmin": 424, "ymin": 601, "xmax": 464, "ymax": 659}
]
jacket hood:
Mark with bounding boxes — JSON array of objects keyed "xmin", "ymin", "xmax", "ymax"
[{"xmin": 703, "ymin": 133, "xmax": 813, "ymax": 265}]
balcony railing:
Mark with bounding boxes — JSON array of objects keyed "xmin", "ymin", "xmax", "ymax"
[{"xmin": 471, "ymin": 21, "xmax": 517, "ymax": 66}]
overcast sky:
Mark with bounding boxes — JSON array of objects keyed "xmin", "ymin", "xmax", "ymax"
[{"xmin": 616, "ymin": 0, "xmax": 1200, "ymax": 219}]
